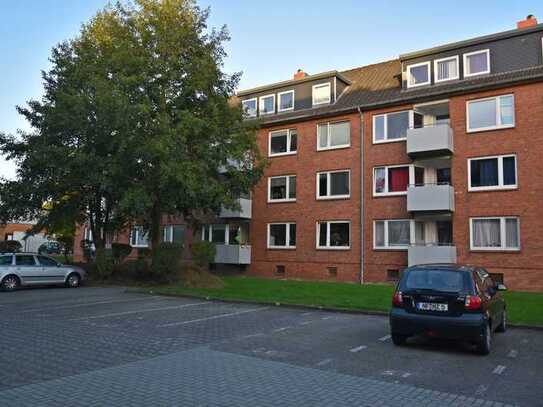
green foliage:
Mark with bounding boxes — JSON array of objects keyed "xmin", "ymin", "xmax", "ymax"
[
  {"xmin": 95, "ymin": 248, "xmax": 114, "ymax": 278},
  {"xmin": 80, "ymin": 239, "xmax": 94, "ymax": 263},
  {"xmin": 191, "ymin": 240, "xmax": 216, "ymax": 267},
  {"xmin": 111, "ymin": 243, "xmax": 132, "ymax": 264},
  {"xmin": 115, "ymin": 259, "xmax": 150, "ymax": 280},
  {"xmin": 0, "ymin": 240, "xmax": 22, "ymax": 253},
  {"xmin": 152, "ymin": 242, "xmax": 183, "ymax": 282},
  {"xmin": 137, "ymin": 247, "xmax": 152, "ymax": 259}
]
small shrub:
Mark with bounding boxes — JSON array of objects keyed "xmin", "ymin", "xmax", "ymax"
[
  {"xmin": 115, "ymin": 259, "xmax": 150, "ymax": 280},
  {"xmin": 95, "ymin": 248, "xmax": 114, "ymax": 278},
  {"xmin": 179, "ymin": 263, "xmax": 224, "ymax": 289},
  {"xmin": 0, "ymin": 240, "xmax": 22, "ymax": 253},
  {"xmin": 152, "ymin": 242, "xmax": 183, "ymax": 282},
  {"xmin": 191, "ymin": 241, "xmax": 216, "ymax": 268},
  {"xmin": 137, "ymin": 247, "xmax": 151, "ymax": 259},
  {"xmin": 111, "ymin": 243, "xmax": 132, "ymax": 264},
  {"xmin": 80, "ymin": 239, "xmax": 94, "ymax": 262}
]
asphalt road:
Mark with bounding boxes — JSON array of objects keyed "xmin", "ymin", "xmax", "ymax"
[{"xmin": 0, "ymin": 286, "xmax": 541, "ymax": 406}]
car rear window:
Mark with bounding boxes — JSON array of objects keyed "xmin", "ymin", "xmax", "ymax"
[
  {"xmin": 0, "ymin": 255, "xmax": 12, "ymax": 265},
  {"xmin": 401, "ymin": 269, "xmax": 470, "ymax": 293}
]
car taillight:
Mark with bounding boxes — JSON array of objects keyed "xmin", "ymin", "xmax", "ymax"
[
  {"xmin": 465, "ymin": 295, "xmax": 482, "ymax": 310},
  {"xmin": 392, "ymin": 291, "xmax": 403, "ymax": 307}
]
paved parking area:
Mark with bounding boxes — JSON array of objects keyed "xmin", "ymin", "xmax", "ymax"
[{"xmin": 1, "ymin": 287, "xmax": 541, "ymax": 406}]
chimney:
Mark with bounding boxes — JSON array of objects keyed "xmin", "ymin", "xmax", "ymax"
[
  {"xmin": 517, "ymin": 14, "xmax": 537, "ymax": 29},
  {"xmin": 293, "ymin": 69, "xmax": 308, "ymax": 80}
]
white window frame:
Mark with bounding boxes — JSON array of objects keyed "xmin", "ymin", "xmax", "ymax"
[
  {"xmin": 241, "ymin": 97, "xmax": 257, "ymax": 117},
  {"xmin": 406, "ymin": 61, "xmax": 431, "ymax": 88},
  {"xmin": 268, "ymin": 175, "xmax": 296, "ymax": 203},
  {"xmin": 372, "ymin": 110, "xmax": 416, "ymax": 144},
  {"xmin": 267, "ymin": 223, "xmax": 296, "ymax": 249},
  {"xmin": 201, "ymin": 224, "xmax": 228, "ymax": 245},
  {"xmin": 463, "ymin": 49, "xmax": 490, "ymax": 77},
  {"xmin": 466, "ymin": 94, "xmax": 515, "ymax": 133},
  {"xmin": 316, "ymin": 220, "xmax": 351, "ymax": 250},
  {"xmin": 312, "ymin": 82, "xmax": 331, "ymax": 106},
  {"xmin": 316, "ymin": 121, "xmax": 351, "ymax": 151},
  {"xmin": 130, "ymin": 226, "xmax": 149, "ymax": 248},
  {"xmin": 469, "ymin": 217, "xmax": 520, "ymax": 251},
  {"xmin": 316, "ymin": 170, "xmax": 351, "ymax": 200},
  {"xmin": 468, "ymin": 154, "xmax": 518, "ymax": 192},
  {"xmin": 373, "ymin": 219, "xmax": 419, "ymax": 250},
  {"xmin": 259, "ymin": 94, "xmax": 276, "ymax": 115},
  {"xmin": 268, "ymin": 129, "xmax": 297, "ymax": 157},
  {"xmin": 433, "ymin": 55, "xmax": 459, "ymax": 83},
  {"xmin": 163, "ymin": 225, "xmax": 184, "ymax": 243},
  {"xmin": 373, "ymin": 164, "xmax": 418, "ymax": 197},
  {"xmin": 277, "ymin": 90, "xmax": 295, "ymax": 112}
]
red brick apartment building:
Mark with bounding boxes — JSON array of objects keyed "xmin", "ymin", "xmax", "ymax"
[{"xmin": 76, "ymin": 16, "xmax": 543, "ymax": 291}]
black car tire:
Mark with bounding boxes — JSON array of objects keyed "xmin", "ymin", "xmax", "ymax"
[
  {"xmin": 391, "ymin": 333, "xmax": 408, "ymax": 346},
  {"xmin": 477, "ymin": 323, "xmax": 492, "ymax": 355},
  {"xmin": 496, "ymin": 309, "xmax": 507, "ymax": 333},
  {"xmin": 65, "ymin": 273, "xmax": 81, "ymax": 288},
  {"xmin": 1, "ymin": 275, "xmax": 20, "ymax": 292}
]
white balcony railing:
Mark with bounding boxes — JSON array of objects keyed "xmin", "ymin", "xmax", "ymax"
[
  {"xmin": 214, "ymin": 244, "xmax": 251, "ymax": 265},
  {"xmin": 407, "ymin": 125, "xmax": 453, "ymax": 157},
  {"xmin": 408, "ymin": 245, "xmax": 457, "ymax": 266},
  {"xmin": 407, "ymin": 184, "xmax": 454, "ymax": 212},
  {"xmin": 219, "ymin": 198, "xmax": 252, "ymax": 219}
]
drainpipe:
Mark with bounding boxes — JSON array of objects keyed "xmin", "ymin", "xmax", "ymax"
[{"xmin": 358, "ymin": 106, "xmax": 364, "ymax": 284}]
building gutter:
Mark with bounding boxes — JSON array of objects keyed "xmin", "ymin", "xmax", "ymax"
[{"xmin": 357, "ymin": 106, "xmax": 364, "ymax": 285}]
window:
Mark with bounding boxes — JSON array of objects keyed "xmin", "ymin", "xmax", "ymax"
[
  {"xmin": 374, "ymin": 165, "xmax": 420, "ymax": 196},
  {"xmin": 83, "ymin": 227, "xmax": 93, "ymax": 241},
  {"xmin": 38, "ymin": 256, "xmax": 58, "ymax": 267},
  {"xmin": 259, "ymin": 94, "xmax": 275, "ymax": 115},
  {"xmin": 373, "ymin": 110, "xmax": 416, "ymax": 143},
  {"xmin": 434, "ymin": 56, "xmax": 459, "ymax": 82},
  {"xmin": 130, "ymin": 226, "xmax": 149, "ymax": 247},
  {"xmin": 267, "ymin": 223, "xmax": 296, "ymax": 249},
  {"xmin": 463, "ymin": 49, "xmax": 490, "ymax": 77},
  {"xmin": 268, "ymin": 175, "xmax": 296, "ymax": 202},
  {"xmin": 467, "ymin": 94, "xmax": 514, "ymax": 132},
  {"xmin": 163, "ymin": 225, "xmax": 185, "ymax": 244},
  {"xmin": 15, "ymin": 255, "xmax": 37, "ymax": 266},
  {"xmin": 278, "ymin": 90, "xmax": 294, "ymax": 112},
  {"xmin": 317, "ymin": 221, "xmax": 350, "ymax": 249},
  {"xmin": 374, "ymin": 220, "xmax": 418, "ymax": 249},
  {"xmin": 241, "ymin": 98, "xmax": 257, "ymax": 117},
  {"xmin": 317, "ymin": 121, "xmax": 350, "ymax": 150},
  {"xmin": 469, "ymin": 155, "xmax": 517, "ymax": 191},
  {"xmin": 317, "ymin": 170, "xmax": 350, "ymax": 199},
  {"xmin": 470, "ymin": 217, "xmax": 520, "ymax": 251},
  {"xmin": 312, "ymin": 83, "xmax": 331, "ymax": 105},
  {"xmin": 407, "ymin": 61, "xmax": 431, "ymax": 88},
  {"xmin": 269, "ymin": 129, "xmax": 297, "ymax": 156},
  {"xmin": 202, "ymin": 224, "xmax": 227, "ymax": 244},
  {"xmin": 0, "ymin": 255, "xmax": 13, "ymax": 265}
]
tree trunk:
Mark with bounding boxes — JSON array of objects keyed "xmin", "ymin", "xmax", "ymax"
[{"xmin": 150, "ymin": 200, "xmax": 162, "ymax": 251}]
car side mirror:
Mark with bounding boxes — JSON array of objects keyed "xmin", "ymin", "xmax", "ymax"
[{"xmin": 496, "ymin": 283, "xmax": 507, "ymax": 291}]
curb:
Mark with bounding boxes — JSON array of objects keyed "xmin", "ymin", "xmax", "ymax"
[{"xmin": 125, "ymin": 287, "xmax": 543, "ymax": 331}]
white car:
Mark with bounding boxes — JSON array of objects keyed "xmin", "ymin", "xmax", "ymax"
[{"xmin": 0, "ymin": 253, "xmax": 86, "ymax": 291}]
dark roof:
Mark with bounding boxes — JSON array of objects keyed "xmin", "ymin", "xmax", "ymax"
[{"xmin": 400, "ymin": 23, "xmax": 543, "ymax": 60}]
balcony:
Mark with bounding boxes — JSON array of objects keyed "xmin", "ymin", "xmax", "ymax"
[
  {"xmin": 407, "ymin": 184, "xmax": 454, "ymax": 213},
  {"xmin": 219, "ymin": 198, "xmax": 252, "ymax": 219},
  {"xmin": 408, "ymin": 245, "xmax": 457, "ymax": 266},
  {"xmin": 406, "ymin": 125, "xmax": 454, "ymax": 158},
  {"xmin": 214, "ymin": 244, "xmax": 251, "ymax": 265}
]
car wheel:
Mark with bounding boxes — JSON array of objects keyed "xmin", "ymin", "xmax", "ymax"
[
  {"xmin": 477, "ymin": 323, "xmax": 492, "ymax": 355},
  {"xmin": 391, "ymin": 333, "xmax": 408, "ymax": 346},
  {"xmin": 1, "ymin": 275, "xmax": 20, "ymax": 292},
  {"xmin": 65, "ymin": 273, "xmax": 81, "ymax": 288},
  {"xmin": 496, "ymin": 309, "xmax": 507, "ymax": 333}
]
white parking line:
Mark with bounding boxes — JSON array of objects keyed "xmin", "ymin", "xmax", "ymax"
[
  {"xmin": 493, "ymin": 365, "xmax": 507, "ymax": 375},
  {"xmin": 273, "ymin": 327, "xmax": 291, "ymax": 333},
  {"xmin": 23, "ymin": 296, "xmax": 163, "ymax": 313},
  {"xmin": 321, "ymin": 316, "xmax": 333, "ymax": 320},
  {"xmin": 300, "ymin": 321, "xmax": 313, "ymax": 325},
  {"xmin": 349, "ymin": 345, "xmax": 367, "ymax": 353},
  {"xmin": 317, "ymin": 358, "xmax": 333, "ymax": 367},
  {"xmin": 508, "ymin": 349, "xmax": 518, "ymax": 358},
  {"xmin": 301, "ymin": 312, "xmax": 313, "ymax": 316},
  {"xmin": 242, "ymin": 333, "xmax": 265, "ymax": 339},
  {"xmin": 158, "ymin": 307, "xmax": 269, "ymax": 328},
  {"xmin": 378, "ymin": 335, "xmax": 391, "ymax": 342},
  {"xmin": 401, "ymin": 372, "xmax": 412, "ymax": 378},
  {"xmin": 70, "ymin": 301, "xmax": 208, "ymax": 321}
]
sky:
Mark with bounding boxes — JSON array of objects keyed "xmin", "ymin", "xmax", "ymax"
[{"xmin": 1, "ymin": 0, "xmax": 542, "ymax": 179}]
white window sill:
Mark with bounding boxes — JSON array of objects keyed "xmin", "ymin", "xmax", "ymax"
[
  {"xmin": 317, "ymin": 195, "xmax": 351, "ymax": 201},
  {"xmin": 373, "ymin": 137, "xmax": 407, "ymax": 145},
  {"xmin": 269, "ymin": 151, "xmax": 297, "ymax": 158},
  {"xmin": 268, "ymin": 199, "xmax": 296, "ymax": 204},
  {"xmin": 467, "ymin": 124, "xmax": 514, "ymax": 133},
  {"xmin": 317, "ymin": 144, "xmax": 351, "ymax": 152},
  {"xmin": 131, "ymin": 245, "xmax": 149, "ymax": 248},
  {"xmin": 312, "ymin": 101, "xmax": 331, "ymax": 107},
  {"xmin": 267, "ymin": 246, "xmax": 296, "ymax": 250},
  {"xmin": 406, "ymin": 81, "xmax": 431, "ymax": 89},
  {"xmin": 435, "ymin": 76, "xmax": 459, "ymax": 83},
  {"xmin": 468, "ymin": 185, "xmax": 518, "ymax": 192},
  {"xmin": 373, "ymin": 191, "xmax": 407, "ymax": 198},
  {"xmin": 464, "ymin": 70, "xmax": 491, "ymax": 78},
  {"xmin": 373, "ymin": 247, "xmax": 409, "ymax": 251},
  {"xmin": 470, "ymin": 247, "xmax": 520, "ymax": 252},
  {"xmin": 316, "ymin": 246, "xmax": 350, "ymax": 250},
  {"xmin": 278, "ymin": 108, "xmax": 294, "ymax": 113}
]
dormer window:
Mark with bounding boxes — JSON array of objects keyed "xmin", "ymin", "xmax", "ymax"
[
  {"xmin": 312, "ymin": 83, "xmax": 331, "ymax": 106},
  {"xmin": 241, "ymin": 98, "xmax": 257, "ymax": 117},
  {"xmin": 278, "ymin": 90, "xmax": 295, "ymax": 112},
  {"xmin": 463, "ymin": 49, "xmax": 490, "ymax": 77},
  {"xmin": 407, "ymin": 61, "xmax": 431, "ymax": 88},
  {"xmin": 434, "ymin": 56, "xmax": 459, "ymax": 82},
  {"xmin": 259, "ymin": 94, "xmax": 275, "ymax": 115}
]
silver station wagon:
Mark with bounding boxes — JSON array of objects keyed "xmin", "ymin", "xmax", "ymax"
[{"xmin": 0, "ymin": 253, "xmax": 86, "ymax": 291}]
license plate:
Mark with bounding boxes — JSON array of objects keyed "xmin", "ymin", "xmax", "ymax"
[{"xmin": 417, "ymin": 302, "xmax": 448, "ymax": 312}]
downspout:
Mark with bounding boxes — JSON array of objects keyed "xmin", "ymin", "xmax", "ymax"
[{"xmin": 358, "ymin": 106, "xmax": 365, "ymax": 284}]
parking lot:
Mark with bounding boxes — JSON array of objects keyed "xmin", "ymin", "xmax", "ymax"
[{"xmin": 0, "ymin": 287, "xmax": 541, "ymax": 406}]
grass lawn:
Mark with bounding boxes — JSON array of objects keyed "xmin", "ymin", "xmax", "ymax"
[{"xmin": 149, "ymin": 276, "xmax": 543, "ymax": 326}]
